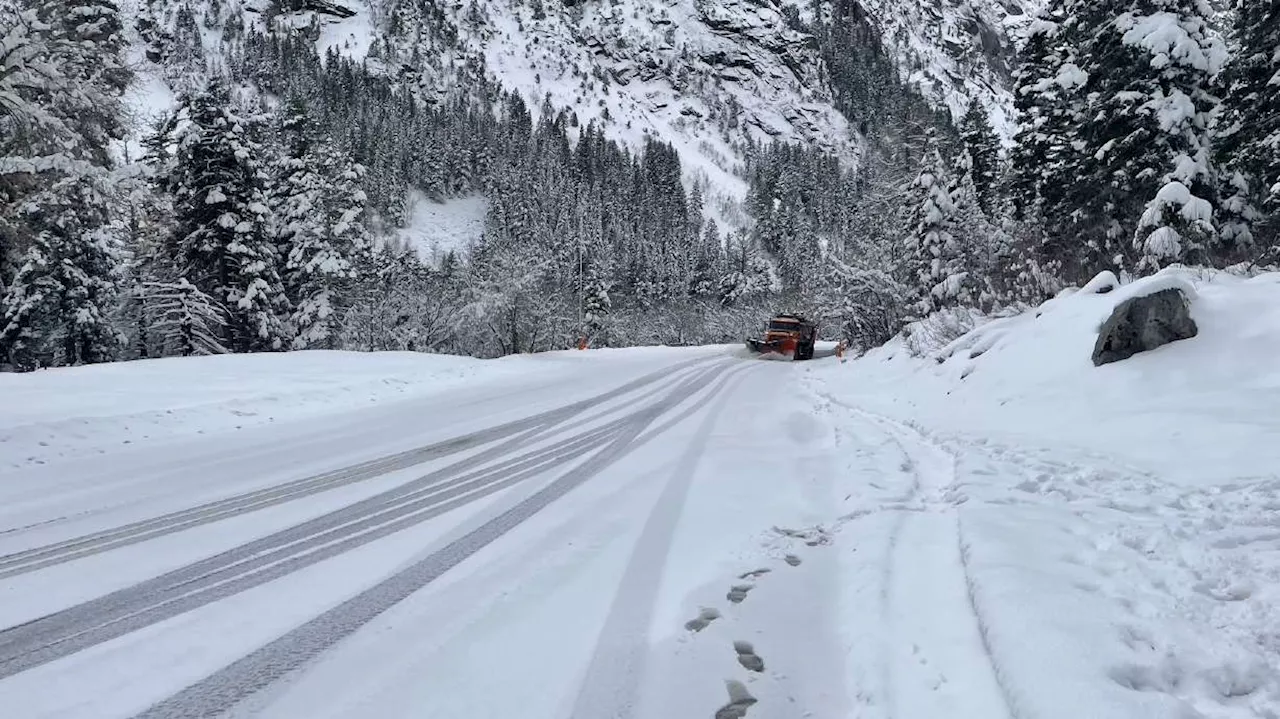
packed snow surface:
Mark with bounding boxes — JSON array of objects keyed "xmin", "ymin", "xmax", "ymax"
[{"xmin": 2, "ymin": 267, "xmax": 1278, "ymax": 718}]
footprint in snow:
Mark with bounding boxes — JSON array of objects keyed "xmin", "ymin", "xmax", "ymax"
[
  {"xmin": 784, "ymin": 554, "xmax": 802, "ymax": 567},
  {"xmin": 727, "ymin": 584, "xmax": 754, "ymax": 604},
  {"xmin": 733, "ymin": 640, "xmax": 765, "ymax": 673},
  {"xmin": 685, "ymin": 607, "xmax": 722, "ymax": 632},
  {"xmin": 739, "ymin": 568, "xmax": 772, "ymax": 580},
  {"xmin": 714, "ymin": 680, "xmax": 757, "ymax": 719}
]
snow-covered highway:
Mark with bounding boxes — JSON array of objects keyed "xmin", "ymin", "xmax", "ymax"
[
  {"xmin": 3, "ymin": 269, "xmax": 1280, "ymax": 719},
  {"xmin": 2, "ymin": 348, "xmax": 868, "ymax": 718}
]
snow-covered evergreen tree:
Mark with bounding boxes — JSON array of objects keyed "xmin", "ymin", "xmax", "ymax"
[
  {"xmin": 1215, "ymin": 0, "xmax": 1280, "ymax": 256},
  {"xmin": 1009, "ymin": 3, "xmax": 1091, "ymax": 279},
  {"xmin": 581, "ymin": 260, "xmax": 611, "ymax": 344},
  {"xmin": 1, "ymin": 1, "xmax": 130, "ymax": 369},
  {"xmin": 689, "ymin": 220, "xmax": 723, "ymax": 298},
  {"xmin": 907, "ymin": 140, "xmax": 969, "ymax": 314},
  {"xmin": 139, "ymin": 278, "xmax": 228, "ymax": 356},
  {"xmin": 1011, "ymin": 0, "xmax": 1226, "ymax": 279},
  {"xmin": 958, "ymin": 102, "xmax": 1001, "ymax": 216},
  {"xmin": 271, "ymin": 98, "xmax": 370, "ymax": 350},
  {"xmin": 0, "ymin": 178, "xmax": 121, "ymax": 369},
  {"xmin": 948, "ymin": 148, "xmax": 1000, "ymax": 308},
  {"xmin": 169, "ymin": 80, "xmax": 289, "ymax": 353},
  {"xmin": 1097, "ymin": 0, "xmax": 1227, "ymax": 274}
]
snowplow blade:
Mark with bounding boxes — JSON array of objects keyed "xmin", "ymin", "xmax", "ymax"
[{"xmin": 745, "ymin": 338, "xmax": 794, "ymax": 360}]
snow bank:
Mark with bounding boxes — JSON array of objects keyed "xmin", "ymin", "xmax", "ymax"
[
  {"xmin": 0, "ymin": 352, "xmax": 506, "ymax": 468},
  {"xmin": 0, "ymin": 346, "xmax": 719, "ymax": 468},
  {"xmin": 839, "ymin": 267, "xmax": 1280, "ymax": 483},
  {"xmin": 813, "ymin": 266, "xmax": 1280, "ymax": 718}
]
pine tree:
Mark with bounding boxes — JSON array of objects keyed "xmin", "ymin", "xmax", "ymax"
[
  {"xmin": 958, "ymin": 101, "xmax": 1001, "ymax": 215},
  {"xmin": 1009, "ymin": 3, "xmax": 1091, "ymax": 278},
  {"xmin": 581, "ymin": 260, "xmax": 611, "ymax": 344},
  {"xmin": 22, "ymin": 0, "xmax": 131, "ymax": 166},
  {"xmin": 170, "ymin": 80, "xmax": 289, "ymax": 353},
  {"xmin": 948, "ymin": 148, "xmax": 1000, "ymax": 308},
  {"xmin": 1, "ymin": 178, "xmax": 122, "ymax": 369},
  {"xmin": 271, "ymin": 98, "xmax": 369, "ymax": 349},
  {"xmin": 689, "ymin": 220, "xmax": 722, "ymax": 297},
  {"xmin": 1, "ymin": 2, "xmax": 129, "ymax": 369},
  {"xmin": 906, "ymin": 140, "xmax": 968, "ymax": 314},
  {"xmin": 1215, "ymin": 0, "xmax": 1280, "ymax": 256},
  {"xmin": 1011, "ymin": 0, "xmax": 1226, "ymax": 279},
  {"xmin": 1090, "ymin": 0, "xmax": 1227, "ymax": 274}
]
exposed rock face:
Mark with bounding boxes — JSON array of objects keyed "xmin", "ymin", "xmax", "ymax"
[
  {"xmin": 280, "ymin": 0, "xmax": 357, "ymax": 19},
  {"xmin": 1092, "ymin": 288, "xmax": 1198, "ymax": 366}
]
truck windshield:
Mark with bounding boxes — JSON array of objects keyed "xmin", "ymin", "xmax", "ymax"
[{"xmin": 768, "ymin": 320, "xmax": 800, "ymax": 331}]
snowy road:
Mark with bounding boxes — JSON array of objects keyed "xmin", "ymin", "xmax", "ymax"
[
  {"xmin": 3, "ymin": 291, "xmax": 1279, "ymax": 719},
  {"xmin": 0, "ymin": 350, "xmax": 1021, "ymax": 719},
  {"xmin": 0, "ymin": 356, "xmax": 736, "ymax": 681}
]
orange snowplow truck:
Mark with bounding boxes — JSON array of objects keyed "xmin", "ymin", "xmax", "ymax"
[{"xmin": 746, "ymin": 314, "xmax": 818, "ymax": 360}]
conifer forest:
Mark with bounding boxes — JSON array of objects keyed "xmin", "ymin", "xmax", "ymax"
[{"xmin": 1, "ymin": 0, "xmax": 1277, "ymax": 370}]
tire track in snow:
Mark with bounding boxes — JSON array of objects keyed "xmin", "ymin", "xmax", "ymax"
[
  {"xmin": 823, "ymin": 397, "xmax": 919, "ymax": 719},
  {"xmin": 568, "ymin": 362, "xmax": 751, "ymax": 719},
  {"xmin": 844, "ymin": 407, "xmax": 1016, "ymax": 719},
  {"xmin": 131, "ymin": 362, "xmax": 756, "ymax": 718},
  {"xmin": 0, "ymin": 356, "xmax": 719, "ymax": 579},
  {"xmin": 0, "ymin": 361, "xmax": 732, "ymax": 681}
]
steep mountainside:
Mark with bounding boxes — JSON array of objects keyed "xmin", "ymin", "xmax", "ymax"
[
  {"xmin": 122, "ymin": 0, "xmax": 1041, "ymax": 214},
  {"xmin": 367, "ymin": 0, "xmax": 1042, "ymax": 206},
  {"xmin": 370, "ymin": 0, "xmax": 850, "ymax": 214},
  {"xmin": 853, "ymin": 0, "xmax": 1044, "ymax": 137}
]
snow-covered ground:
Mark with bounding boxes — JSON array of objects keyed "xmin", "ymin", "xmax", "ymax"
[
  {"xmin": 391, "ymin": 191, "xmax": 488, "ymax": 266},
  {"xmin": 805, "ymin": 267, "xmax": 1280, "ymax": 718},
  {"xmin": 1, "ymin": 269, "xmax": 1278, "ymax": 718},
  {"xmin": 317, "ymin": 0, "xmax": 377, "ymax": 62}
]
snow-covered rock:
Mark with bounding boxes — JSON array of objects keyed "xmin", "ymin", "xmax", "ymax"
[{"xmin": 1092, "ymin": 285, "xmax": 1198, "ymax": 366}]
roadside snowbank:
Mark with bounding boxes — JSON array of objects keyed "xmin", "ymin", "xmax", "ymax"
[
  {"xmin": 837, "ymin": 267, "xmax": 1280, "ymax": 483},
  {"xmin": 0, "ymin": 346, "xmax": 723, "ymax": 468},
  {"xmin": 811, "ymin": 267, "xmax": 1280, "ymax": 719},
  {"xmin": 0, "ymin": 352, "xmax": 506, "ymax": 468}
]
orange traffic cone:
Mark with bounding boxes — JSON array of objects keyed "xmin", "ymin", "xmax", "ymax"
[{"xmin": 577, "ymin": 337, "xmax": 588, "ymax": 351}]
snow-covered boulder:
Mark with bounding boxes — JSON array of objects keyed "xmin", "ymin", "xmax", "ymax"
[{"xmin": 1091, "ymin": 287, "xmax": 1198, "ymax": 366}]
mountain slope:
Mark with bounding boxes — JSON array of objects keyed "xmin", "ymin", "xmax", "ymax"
[
  {"xmin": 370, "ymin": 0, "xmax": 1041, "ymax": 208},
  {"xmin": 853, "ymin": 0, "xmax": 1044, "ymax": 138},
  {"xmin": 117, "ymin": 0, "xmax": 1041, "ymax": 221},
  {"xmin": 374, "ymin": 0, "xmax": 852, "ymax": 213}
]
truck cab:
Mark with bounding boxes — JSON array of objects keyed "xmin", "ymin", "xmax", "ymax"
[{"xmin": 747, "ymin": 314, "xmax": 818, "ymax": 360}]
